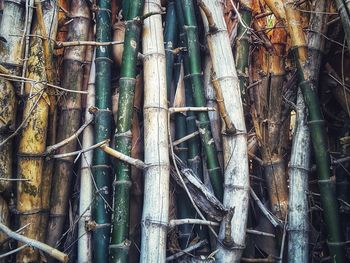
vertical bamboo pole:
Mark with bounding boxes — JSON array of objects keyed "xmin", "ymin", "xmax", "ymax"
[
  {"xmin": 284, "ymin": 2, "xmax": 345, "ymax": 262},
  {"xmin": 92, "ymin": 0, "xmax": 113, "ymax": 261},
  {"xmin": 235, "ymin": 0, "xmax": 252, "ymax": 108},
  {"xmin": 0, "ymin": 0, "xmax": 25, "ymax": 196},
  {"xmin": 288, "ymin": 90, "xmax": 310, "ymax": 263},
  {"xmin": 46, "ymin": 0, "xmax": 90, "ymax": 250},
  {"xmin": 140, "ymin": 0, "xmax": 170, "ymax": 261},
  {"xmin": 16, "ymin": 1, "xmax": 57, "ymax": 262},
  {"xmin": 174, "ymin": 0, "xmax": 203, "ymax": 181},
  {"xmin": 181, "ymin": 0, "xmax": 223, "ymax": 200},
  {"xmin": 77, "ymin": 50, "xmax": 95, "ymax": 263},
  {"xmin": 110, "ymin": 1, "xmax": 144, "ymax": 262},
  {"xmin": 200, "ymin": 1, "xmax": 249, "ymax": 262}
]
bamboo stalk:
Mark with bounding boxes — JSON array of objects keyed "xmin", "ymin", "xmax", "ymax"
[
  {"xmin": 0, "ymin": 0, "xmax": 25, "ymax": 200},
  {"xmin": 92, "ymin": 0, "xmax": 113, "ymax": 261},
  {"xmin": 128, "ymin": 74, "xmax": 144, "ymax": 263},
  {"xmin": 334, "ymin": 0, "xmax": 350, "ymax": 49},
  {"xmin": 16, "ymin": 1, "xmax": 57, "ymax": 261},
  {"xmin": 181, "ymin": 0, "xmax": 223, "ymax": 200},
  {"xmin": 174, "ymin": 1, "xmax": 203, "ymax": 183},
  {"xmin": 0, "ymin": 196, "xmax": 9, "ymax": 254},
  {"xmin": 140, "ymin": 0, "xmax": 170, "ymax": 261},
  {"xmin": 46, "ymin": 0, "xmax": 90, "ymax": 252},
  {"xmin": 110, "ymin": 1, "xmax": 143, "ymax": 262},
  {"xmin": 283, "ymin": 2, "xmax": 346, "ymax": 261},
  {"xmin": 200, "ymin": 1, "xmax": 249, "ymax": 261},
  {"xmin": 234, "ymin": 0, "xmax": 252, "ymax": 108},
  {"xmin": 287, "ymin": 90, "xmax": 310, "ymax": 263},
  {"xmin": 77, "ymin": 50, "xmax": 95, "ymax": 263}
]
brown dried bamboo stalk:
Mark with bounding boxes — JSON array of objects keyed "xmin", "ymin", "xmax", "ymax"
[
  {"xmin": 46, "ymin": 0, "xmax": 90, "ymax": 251},
  {"xmin": 16, "ymin": 1, "xmax": 57, "ymax": 261}
]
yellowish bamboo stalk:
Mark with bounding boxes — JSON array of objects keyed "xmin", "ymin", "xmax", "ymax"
[{"xmin": 16, "ymin": 1, "xmax": 58, "ymax": 261}]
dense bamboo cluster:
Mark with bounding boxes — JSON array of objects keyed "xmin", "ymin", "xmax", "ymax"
[{"xmin": 1, "ymin": 0, "xmax": 350, "ymax": 262}]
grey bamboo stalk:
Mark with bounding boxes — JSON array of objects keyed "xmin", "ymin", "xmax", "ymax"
[
  {"xmin": 200, "ymin": 1, "xmax": 249, "ymax": 262},
  {"xmin": 140, "ymin": 0, "xmax": 170, "ymax": 262},
  {"xmin": 16, "ymin": 1, "xmax": 57, "ymax": 261},
  {"xmin": 288, "ymin": 90, "xmax": 310, "ymax": 263},
  {"xmin": 46, "ymin": 0, "xmax": 90, "ymax": 250},
  {"xmin": 77, "ymin": 50, "xmax": 95, "ymax": 263}
]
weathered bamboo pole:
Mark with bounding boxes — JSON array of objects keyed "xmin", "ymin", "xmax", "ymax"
[
  {"xmin": 287, "ymin": 1, "xmax": 327, "ymax": 262},
  {"xmin": 288, "ymin": 90, "xmax": 310, "ymax": 263},
  {"xmin": 0, "ymin": 195, "xmax": 9, "ymax": 255},
  {"xmin": 77, "ymin": 50, "xmax": 95, "ymax": 263},
  {"xmin": 200, "ymin": 1, "xmax": 249, "ymax": 261},
  {"xmin": 110, "ymin": 1, "xmax": 143, "ymax": 262},
  {"xmin": 46, "ymin": 0, "xmax": 90, "ymax": 251},
  {"xmin": 140, "ymin": 0, "xmax": 170, "ymax": 261},
  {"xmin": 0, "ymin": 0, "xmax": 25, "ymax": 195},
  {"xmin": 283, "ymin": 1, "xmax": 345, "ymax": 262},
  {"xmin": 16, "ymin": 1, "xmax": 58, "ymax": 261},
  {"xmin": 181, "ymin": 0, "xmax": 223, "ymax": 200},
  {"xmin": 92, "ymin": 0, "xmax": 113, "ymax": 261}
]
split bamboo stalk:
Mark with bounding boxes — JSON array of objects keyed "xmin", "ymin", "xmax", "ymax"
[
  {"xmin": 181, "ymin": 0, "xmax": 223, "ymax": 200},
  {"xmin": 283, "ymin": 1, "xmax": 345, "ymax": 261},
  {"xmin": 140, "ymin": 0, "xmax": 170, "ymax": 261},
  {"xmin": 46, "ymin": 0, "xmax": 90, "ymax": 251},
  {"xmin": 92, "ymin": 0, "xmax": 113, "ymax": 261},
  {"xmin": 110, "ymin": 1, "xmax": 144, "ymax": 262},
  {"xmin": 288, "ymin": 90, "xmax": 310, "ymax": 263},
  {"xmin": 77, "ymin": 50, "xmax": 95, "ymax": 263},
  {"xmin": 200, "ymin": 1, "xmax": 249, "ymax": 262},
  {"xmin": 0, "ymin": 0, "xmax": 25, "ymax": 194},
  {"xmin": 16, "ymin": 1, "xmax": 57, "ymax": 262}
]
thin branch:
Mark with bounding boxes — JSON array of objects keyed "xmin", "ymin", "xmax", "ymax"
[
  {"xmin": 0, "ymin": 245, "xmax": 29, "ymax": 259},
  {"xmin": 45, "ymin": 118, "xmax": 93, "ymax": 156},
  {"xmin": 168, "ymin": 219, "xmax": 220, "ymax": 228},
  {"xmin": 172, "ymin": 131, "xmax": 200, "ymax": 146},
  {"xmin": 0, "ymin": 73, "xmax": 88, "ymax": 94},
  {"xmin": 168, "ymin": 106, "xmax": 215, "ymax": 113},
  {"xmin": 52, "ymin": 140, "xmax": 108, "ymax": 159},
  {"xmin": 0, "ymin": 222, "xmax": 68, "ymax": 262},
  {"xmin": 100, "ymin": 143, "xmax": 147, "ymax": 170},
  {"xmin": 55, "ymin": 40, "xmax": 124, "ymax": 48},
  {"xmin": 165, "ymin": 240, "xmax": 208, "ymax": 261}
]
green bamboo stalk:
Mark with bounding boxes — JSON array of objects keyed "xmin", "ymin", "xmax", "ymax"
[
  {"xmin": 164, "ymin": 0, "xmax": 178, "ymax": 103},
  {"xmin": 181, "ymin": 0, "xmax": 223, "ymax": 200},
  {"xmin": 284, "ymin": 2, "xmax": 345, "ymax": 262},
  {"xmin": 92, "ymin": 0, "xmax": 113, "ymax": 262},
  {"xmin": 174, "ymin": 0, "xmax": 203, "ymax": 181},
  {"xmin": 235, "ymin": 0, "xmax": 252, "ymax": 108},
  {"xmin": 165, "ymin": 0, "xmax": 195, "ymax": 249},
  {"xmin": 110, "ymin": 1, "xmax": 143, "ymax": 262},
  {"xmin": 46, "ymin": 0, "xmax": 90, "ymax": 250}
]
